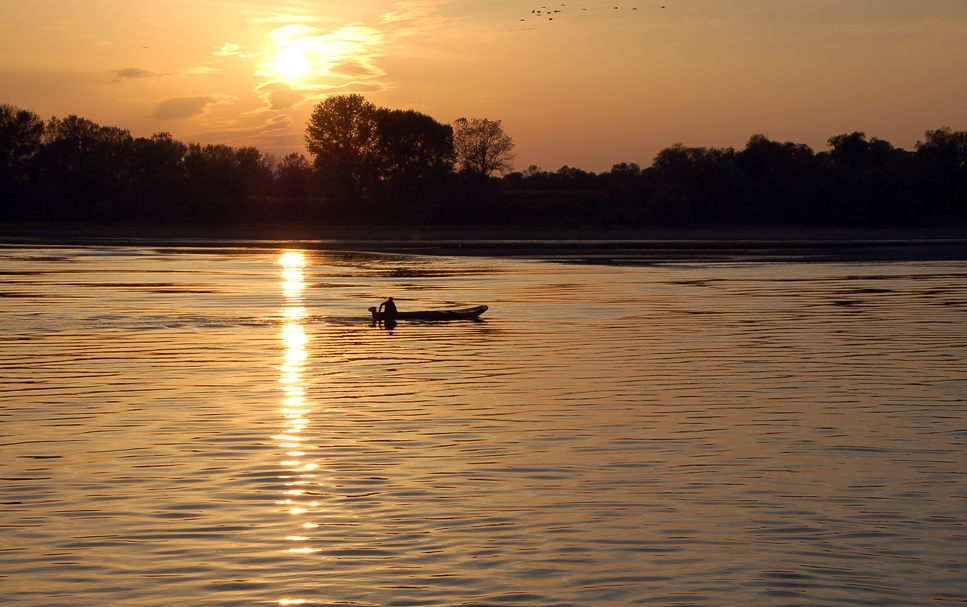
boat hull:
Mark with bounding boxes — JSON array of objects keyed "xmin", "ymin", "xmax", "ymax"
[{"xmin": 369, "ymin": 305, "xmax": 488, "ymax": 321}]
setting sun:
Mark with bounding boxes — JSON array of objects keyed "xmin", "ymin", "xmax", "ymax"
[{"xmin": 275, "ymin": 49, "xmax": 308, "ymax": 79}]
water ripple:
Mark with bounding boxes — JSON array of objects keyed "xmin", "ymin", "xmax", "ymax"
[{"xmin": 1, "ymin": 248, "xmax": 965, "ymax": 606}]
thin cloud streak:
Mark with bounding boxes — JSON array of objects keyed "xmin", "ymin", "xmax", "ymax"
[
  {"xmin": 113, "ymin": 68, "xmax": 157, "ymax": 79},
  {"xmin": 380, "ymin": 0, "xmax": 454, "ymax": 31},
  {"xmin": 152, "ymin": 95, "xmax": 236, "ymax": 120}
]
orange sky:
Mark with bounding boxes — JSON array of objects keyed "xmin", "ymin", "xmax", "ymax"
[{"xmin": 2, "ymin": 0, "xmax": 965, "ymax": 172}]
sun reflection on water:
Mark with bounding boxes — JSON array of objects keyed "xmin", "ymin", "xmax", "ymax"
[{"xmin": 275, "ymin": 251, "xmax": 319, "ymax": 604}]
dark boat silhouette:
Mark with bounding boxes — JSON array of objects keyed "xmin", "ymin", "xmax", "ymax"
[{"xmin": 369, "ymin": 304, "xmax": 488, "ymax": 322}]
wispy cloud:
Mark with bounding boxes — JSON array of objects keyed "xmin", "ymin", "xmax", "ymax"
[
  {"xmin": 152, "ymin": 95, "xmax": 235, "ymax": 120},
  {"xmin": 255, "ymin": 83, "xmax": 318, "ymax": 111},
  {"xmin": 184, "ymin": 113, "xmax": 298, "ymax": 149},
  {"xmin": 212, "ymin": 42, "xmax": 241, "ymax": 56},
  {"xmin": 185, "ymin": 66, "xmax": 220, "ymax": 75},
  {"xmin": 166, "ymin": 0, "xmax": 342, "ymax": 25},
  {"xmin": 113, "ymin": 67, "xmax": 157, "ymax": 80},
  {"xmin": 213, "ymin": 42, "xmax": 263, "ymax": 58},
  {"xmin": 328, "ymin": 61, "xmax": 383, "ymax": 79},
  {"xmin": 379, "ymin": 0, "xmax": 454, "ymax": 32}
]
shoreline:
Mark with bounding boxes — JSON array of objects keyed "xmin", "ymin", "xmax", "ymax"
[{"xmin": 3, "ymin": 223, "xmax": 967, "ymax": 263}]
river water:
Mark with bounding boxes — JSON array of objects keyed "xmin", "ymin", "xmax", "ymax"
[{"xmin": 1, "ymin": 245, "xmax": 965, "ymax": 606}]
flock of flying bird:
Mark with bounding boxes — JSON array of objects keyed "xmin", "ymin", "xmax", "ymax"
[{"xmin": 520, "ymin": 3, "xmax": 666, "ymax": 21}]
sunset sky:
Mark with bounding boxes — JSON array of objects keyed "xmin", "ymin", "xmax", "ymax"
[{"xmin": 2, "ymin": 0, "xmax": 965, "ymax": 172}]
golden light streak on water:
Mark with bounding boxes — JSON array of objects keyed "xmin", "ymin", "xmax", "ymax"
[
  {"xmin": 283, "ymin": 306, "xmax": 307, "ymax": 321},
  {"xmin": 279, "ymin": 251, "xmax": 305, "ymax": 268},
  {"xmin": 276, "ymin": 251, "xmax": 313, "ymax": 605}
]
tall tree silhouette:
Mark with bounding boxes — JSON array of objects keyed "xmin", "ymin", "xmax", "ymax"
[
  {"xmin": 0, "ymin": 104, "xmax": 45, "ymax": 212},
  {"xmin": 452, "ymin": 117, "xmax": 515, "ymax": 177},
  {"xmin": 305, "ymin": 94, "xmax": 381, "ymax": 203},
  {"xmin": 376, "ymin": 108, "xmax": 454, "ymax": 185}
]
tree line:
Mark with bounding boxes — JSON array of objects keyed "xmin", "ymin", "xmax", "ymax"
[{"xmin": 2, "ymin": 99, "xmax": 965, "ymax": 228}]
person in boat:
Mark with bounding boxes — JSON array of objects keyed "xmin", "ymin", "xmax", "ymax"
[{"xmin": 378, "ymin": 297, "xmax": 398, "ymax": 320}]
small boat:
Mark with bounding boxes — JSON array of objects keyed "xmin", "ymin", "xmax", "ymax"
[{"xmin": 368, "ymin": 304, "xmax": 488, "ymax": 322}]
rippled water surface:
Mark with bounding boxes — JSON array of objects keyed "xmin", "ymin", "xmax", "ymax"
[{"xmin": 2, "ymin": 245, "xmax": 966, "ymax": 607}]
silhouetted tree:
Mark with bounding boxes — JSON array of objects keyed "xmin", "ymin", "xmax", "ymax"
[
  {"xmin": 735, "ymin": 134, "xmax": 818, "ymax": 224},
  {"xmin": 305, "ymin": 94, "xmax": 381, "ymax": 203},
  {"xmin": 181, "ymin": 144, "xmax": 271, "ymax": 221},
  {"xmin": 452, "ymin": 117, "xmax": 515, "ymax": 176},
  {"xmin": 522, "ymin": 164, "xmax": 543, "ymax": 178},
  {"xmin": 827, "ymin": 132, "xmax": 874, "ymax": 170},
  {"xmin": 129, "ymin": 132, "xmax": 188, "ymax": 220},
  {"xmin": 376, "ymin": 109, "xmax": 454, "ymax": 182},
  {"xmin": 368, "ymin": 108, "xmax": 454, "ymax": 222},
  {"xmin": 609, "ymin": 162, "xmax": 641, "ymax": 178},
  {"xmin": 915, "ymin": 127, "xmax": 967, "ymax": 218},
  {"xmin": 652, "ymin": 144, "xmax": 737, "ymax": 224},
  {"xmin": 0, "ymin": 104, "xmax": 45, "ymax": 214},
  {"xmin": 654, "ymin": 145, "xmax": 735, "ymax": 187},
  {"xmin": 184, "ymin": 144, "xmax": 238, "ymax": 197},
  {"xmin": 554, "ymin": 165, "xmax": 598, "ymax": 190},
  {"xmin": 916, "ymin": 128, "xmax": 967, "ymax": 168},
  {"xmin": 36, "ymin": 115, "xmax": 134, "ymax": 218},
  {"xmin": 6, "ymin": 100, "xmax": 967, "ymax": 228},
  {"xmin": 132, "ymin": 132, "xmax": 187, "ymax": 178},
  {"xmin": 235, "ymin": 146, "xmax": 275, "ymax": 197},
  {"xmin": 274, "ymin": 152, "xmax": 312, "ymax": 199},
  {"xmin": 823, "ymin": 131, "xmax": 916, "ymax": 224}
]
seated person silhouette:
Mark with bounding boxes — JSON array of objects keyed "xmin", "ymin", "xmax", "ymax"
[{"xmin": 378, "ymin": 297, "xmax": 398, "ymax": 320}]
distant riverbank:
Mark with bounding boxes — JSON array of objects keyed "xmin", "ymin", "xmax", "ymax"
[{"xmin": 3, "ymin": 222, "xmax": 967, "ymax": 263}]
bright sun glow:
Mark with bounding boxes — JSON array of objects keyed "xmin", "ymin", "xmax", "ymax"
[
  {"xmin": 279, "ymin": 252, "xmax": 305, "ymax": 267},
  {"xmin": 275, "ymin": 49, "xmax": 308, "ymax": 79}
]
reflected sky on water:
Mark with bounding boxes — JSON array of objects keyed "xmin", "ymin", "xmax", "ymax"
[{"xmin": 1, "ymin": 245, "xmax": 966, "ymax": 606}]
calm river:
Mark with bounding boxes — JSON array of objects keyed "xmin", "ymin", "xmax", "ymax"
[{"xmin": 1, "ymin": 245, "xmax": 965, "ymax": 607}]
